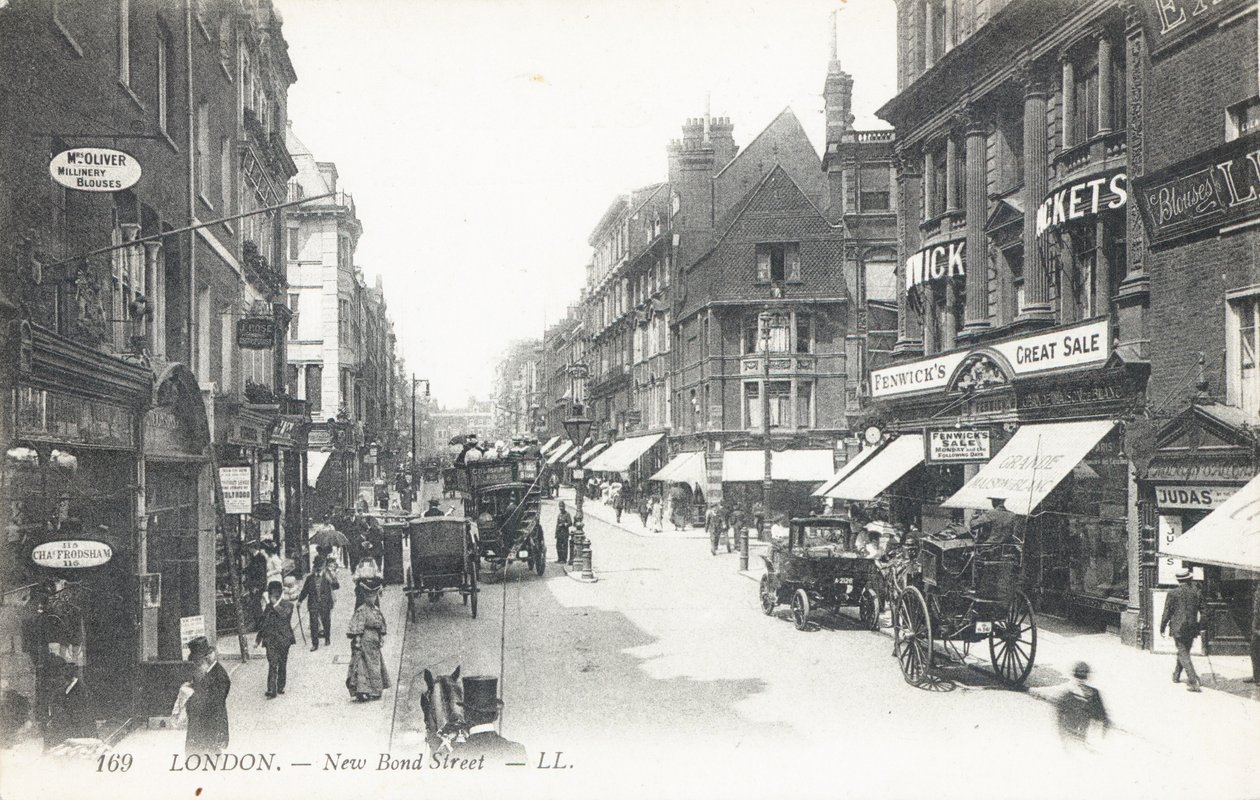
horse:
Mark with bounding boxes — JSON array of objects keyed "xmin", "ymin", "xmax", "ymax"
[{"xmin": 420, "ymin": 666, "xmax": 465, "ymax": 754}]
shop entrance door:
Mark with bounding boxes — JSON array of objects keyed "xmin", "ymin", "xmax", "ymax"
[{"xmin": 146, "ymin": 464, "xmax": 200, "ymax": 661}]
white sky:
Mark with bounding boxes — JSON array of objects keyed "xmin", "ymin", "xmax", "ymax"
[{"xmin": 276, "ymin": 0, "xmax": 896, "ymax": 406}]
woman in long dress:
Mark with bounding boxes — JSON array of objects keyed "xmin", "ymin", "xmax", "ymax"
[{"xmin": 345, "ymin": 576, "xmax": 390, "ymax": 701}]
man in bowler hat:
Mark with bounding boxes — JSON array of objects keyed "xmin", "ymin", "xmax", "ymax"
[
  {"xmin": 1161, "ymin": 567, "xmax": 1205, "ymax": 692},
  {"xmin": 451, "ymin": 675, "xmax": 526, "ymax": 763},
  {"xmin": 256, "ymin": 581, "xmax": 296, "ymax": 697},
  {"xmin": 183, "ymin": 636, "xmax": 230, "ymax": 754},
  {"xmin": 423, "ymin": 499, "xmax": 445, "ymax": 518}
]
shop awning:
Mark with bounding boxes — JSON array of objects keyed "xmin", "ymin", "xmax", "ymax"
[
  {"xmin": 722, "ymin": 450, "xmax": 837, "ymax": 482},
  {"xmin": 586, "ymin": 432, "xmax": 664, "ymax": 472},
  {"xmin": 650, "ymin": 451, "xmax": 707, "ymax": 487},
  {"xmin": 546, "ymin": 442, "xmax": 576, "ymax": 464},
  {"xmin": 813, "ymin": 446, "xmax": 881, "ymax": 497},
  {"xmin": 569, "ymin": 441, "xmax": 606, "ymax": 467},
  {"xmin": 823, "ymin": 434, "xmax": 924, "ymax": 501},
  {"xmin": 307, "ymin": 451, "xmax": 332, "ymax": 489},
  {"xmin": 539, "ymin": 435, "xmax": 562, "ymax": 455},
  {"xmin": 943, "ymin": 420, "xmax": 1115, "ymax": 515},
  {"xmin": 1162, "ymin": 472, "xmax": 1260, "ymax": 572}
]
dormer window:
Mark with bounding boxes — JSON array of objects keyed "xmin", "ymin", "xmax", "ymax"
[{"xmin": 756, "ymin": 242, "xmax": 800, "ymax": 284}]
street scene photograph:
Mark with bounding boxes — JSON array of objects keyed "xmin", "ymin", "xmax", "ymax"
[{"xmin": 1, "ymin": 0, "xmax": 1259, "ymax": 797}]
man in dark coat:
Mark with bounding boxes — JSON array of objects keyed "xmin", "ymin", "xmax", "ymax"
[
  {"xmin": 451, "ymin": 675, "xmax": 526, "ymax": 764},
  {"xmin": 256, "ymin": 582, "xmax": 296, "ymax": 697},
  {"xmin": 395, "ymin": 472, "xmax": 412, "ymax": 512},
  {"xmin": 970, "ymin": 497, "xmax": 1020, "ymax": 545},
  {"xmin": 1055, "ymin": 661, "xmax": 1110, "ymax": 749},
  {"xmin": 1160, "ymin": 567, "xmax": 1205, "ymax": 692},
  {"xmin": 423, "ymin": 499, "xmax": 445, "ymax": 518},
  {"xmin": 184, "ymin": 636, "xmax": 230, "ymax": 754},
  {"xmin": 243, "ymin": 541, "xmax": 268, "ymax": 630},
  {"xmin": 298, "ymin": 556, "xmax": 339, "ymax": 650},
  {"xmin": 554, "ymin": 501, "xmax": 572, "ymax": 564}
]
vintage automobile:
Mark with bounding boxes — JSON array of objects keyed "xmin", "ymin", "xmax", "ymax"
[{"xmin": 759, "ymin": 516, "xmax": 885, "ymax": 632}]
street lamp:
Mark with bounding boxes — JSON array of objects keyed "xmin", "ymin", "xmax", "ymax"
[
  {"xmin": 411, "ymin": 375, "xmax": 429, "ymax": 506},
  {"xmin": 562, "ymin": 403, "xmax": 596, "ymax": 582},
  {"xmin": 755, "ymin": 307, "xmax": 789, "ymax": 570}
]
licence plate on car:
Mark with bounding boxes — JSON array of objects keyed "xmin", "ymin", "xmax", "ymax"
[
  {"xmin": 835, "ymin": 576, "xmax": 853, "ymax": 585},
  {"xmin": 974, "ymin": 621, "xmax": 993, "ymax": 634}
]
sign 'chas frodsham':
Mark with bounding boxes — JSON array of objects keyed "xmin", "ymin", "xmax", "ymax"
[
  {"xmin": 31, "ymin": 540, "xmax": 113, "ymax": 569},
  {"xmin": 49, "ymin": 148, "xmax": 142, "ymax": 192}
]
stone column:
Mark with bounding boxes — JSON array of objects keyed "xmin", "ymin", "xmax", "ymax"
[
  {"xmin": 1097, "ymin": 35, "xmax": 1113, "ymax": 136},
  {"xmin": 962, "ymin": 110, "xmax": 990, "ymax": 335},
  {"xmin": 1061, "ymin": 58, "xmax": 1075, "ymax": 150},
  {"xmin": 923, "ymin": 147, "xmax": 936, "ymax": 220},
  {"xmin": 1020, "ymin": 71, "xmax": 1054, "ymax": 321},
  {"xmin": 945, "ymin": 135, "xmax": 959, "ymax": 212}
]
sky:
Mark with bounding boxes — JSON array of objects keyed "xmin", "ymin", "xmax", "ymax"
[{"xmin": 276, "ymin": 0, "xmax": 897, "ymax": 407}]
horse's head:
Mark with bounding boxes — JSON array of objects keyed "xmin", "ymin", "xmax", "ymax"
[{"xmin": 420, "ymin": 666, "xmax": 465, "ymax": 752}]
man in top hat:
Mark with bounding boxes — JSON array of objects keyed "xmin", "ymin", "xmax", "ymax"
[
  {"xmin": 183, "ymin": 636, "xmax": 230, "ymax": 754},
  {"xmin": 423, "ymin": 498, "xmax": 445, "ymax": 518},
  {"xmin": 451, "ymin": 675, "xmax": 525, "ymax": 764},
  {"xmin": 1160, "ymin": 567, "xmax": 1205, "ymax": 692},
  {"xmin": 256, "ymin": 581, "xmax": 296, "ymax": 697}
]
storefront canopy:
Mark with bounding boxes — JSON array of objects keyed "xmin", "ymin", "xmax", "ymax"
[
  {"xmin": 1162, "ymin": 472, "xmax": 1260, "ymax": 572},
  {"xmin": 650, "ymin": 451, "xmax": 707, "ymax": 487},
  {"xmin": 823, "ymin": 435, "xmax": 924, "ymax": 501},
  {"xmin": 722, "ymin": 450, "xmax": 836, "ymax": 482},
  {"xmin": 812, "ymin": 446, "xmax": 881, "ymax": 497},
  {"xmin": 539, "ymin": 435, "xmax": 562, "ymax": 455},
  {"xmin": 546, "ymin": 442, "xmax": 576, "ymax": 464},
  {"xmin": 586, "ymin": 432, "xmax": 664, "ymax": 472},
  {"xmin": 307, "ymin": 450, "xmax": 332, "ymax": 489},
  {"xmin": 569, "ymin": 440, "xmax": 607, "ymax": 467},
  {"xmin": 943, "ymin": 420, "xmax": 1115, "ymax": 515}
]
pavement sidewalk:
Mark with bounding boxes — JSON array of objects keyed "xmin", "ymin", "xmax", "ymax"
[{"xmin": 557, "ymin": 486, "xmax": 710, "ymax": 540}]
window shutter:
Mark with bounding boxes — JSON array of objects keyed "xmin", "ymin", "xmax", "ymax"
[
  {"xmin": 756, "ymin": 249, "xmax": 771, "ymax": 283},
  {"xmin": 788, "ymin": 244, "xmax": 802, "ymax": 282}
]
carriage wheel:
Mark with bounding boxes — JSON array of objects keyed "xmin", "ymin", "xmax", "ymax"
[
  {"xmin": 989, "ymin": 589, "xmax": 1036, "ymax": 687},
  {"xmin": 858, "ymin": 586, "xmax": 883, "ymax": 632},
  {"xmin": 791, "ymin": 589, "xmax": 810, "ymax": 631},
  {"xmin": 759, "ymin": 574, "xmax": 777, "ymax": 615},
  {"xmin": 469, "ymin": 564, "xmax": 479, "ymax": 619},
  {"xmin": 534, "ymin": 540, "xmax": 546, "ymax": 576},
  {"xmin": 893, "ymin": 586, "xmax": 933, "ymax": 686}
]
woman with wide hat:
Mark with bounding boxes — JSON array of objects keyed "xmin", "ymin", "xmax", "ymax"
[
  {"xmin": 345, "ymin": 576, "xmax": 390, "ymax": 701},
  {"xmin": 451, "ymin": 675, "xmax": 526, "ymax": 762}
]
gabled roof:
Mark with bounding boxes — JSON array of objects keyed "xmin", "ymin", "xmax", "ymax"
[
  {"xmin": 714, "ymin": 107, "xmax": 820, "ymax": 178},
  {"xmin": 1155, "ymin": 402, "xmax": 1259, "ymax": 453}
]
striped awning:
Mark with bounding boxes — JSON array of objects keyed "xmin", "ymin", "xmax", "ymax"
[
  {"xmin": 538, "ymin": 435, "xmax": 562, "ymax": 455},
  {"xmin": 586, "ymin": 432, "xmax": 664, "ymax": 472},
  {"xmin": 824, "ymin": 435, "xmax": 924, "ymax": 501},
  {"xmin": 813, "ymin": 446, "xmax": 881, "ymax": 497},
  {"xmin": 568, "ymin": 440, "xmax": 606, "ymax": 467},
  {"xmin": 546, "ymin": 442, "xmax": 576, "ymax": 464}
]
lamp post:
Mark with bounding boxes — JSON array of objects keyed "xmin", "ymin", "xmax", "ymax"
[
  {"xmin": 563, "ymin": 403, "xmax": 596, "ymax": 582},
  {"xmin": 411, "ymin": 375, "xmax": 428, "ymax": 502},
  {"xmin": 756, "ymin": 307, "xmax": 789, "ymax": 570}
]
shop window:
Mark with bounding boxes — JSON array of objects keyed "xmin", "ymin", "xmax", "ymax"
[
  {"xmin": 859, "ymin": 165, "xmax": 891, "ymax": 211},
  {"xmin": 1227, "ymin": 293, "xmax": 1260, "ymax": 418},
  {"xmin": 1226, "ymin": 97, "xmax": 1260, "ymax": 142},
  {"xmin": 755, "ymin": 242, "xmax": 800, "ymax": 284}
]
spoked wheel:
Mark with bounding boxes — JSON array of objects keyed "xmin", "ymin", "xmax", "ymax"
[
  {"xmin": 469, "ymin": 562, "xmax": 479, "ymax": 619},
  {"xmin": 534, "ymin": 541, "xmax": 546, "ymax": 576},
  {"xmin": 791, "ymin": 588, "xmax": 810, "ymax": 631},
  {"xmin": 893, "ymin": 586, "xmax": 933, "ymax": 685},
  {"xmin": 759, "ymin": 574, "xmax": 777, "ymax": 615},
  {"xmin": 858, "ymin": 586, "xmax": 883, "ymax": 631},
  {"xmin": 989, "ymin": 589, "xmax": 1037, "ymax": 687}
]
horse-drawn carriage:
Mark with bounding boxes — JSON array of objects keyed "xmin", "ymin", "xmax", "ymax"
[
  {"xmin": 892, "ymin": 529, "xmax": 1037, "ymax": 687},
  {"xmin": 759, "ymin": 516, "xmax": 885, "ymax": 631},
  {"xmin": 404, "ymin": 517, "xmax": 479, "ymax": 620},
  {"xmin": 472, "ymin": 481, "xmax": 546, "ymax": 576}
]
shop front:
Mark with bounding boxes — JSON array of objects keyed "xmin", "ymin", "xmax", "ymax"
[
  {"xmin": 1145, "ymin": 402, "xmax": 1257, "ymax": 654},
  {"xmin": 270, "ymin": 408, "xmax": 310, "ymax": 573},
  {"xmin": 861, "ymin": 317, "xmax": 1148, "ymax": 642},
  {"xmin": 1, "ymin": 323, "xmax": 150, "ymax": 743}
]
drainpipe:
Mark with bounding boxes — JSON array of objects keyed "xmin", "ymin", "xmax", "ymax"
[{"xmin": 185, "ymin": 0, "xmax": 197, "ymax": 368}]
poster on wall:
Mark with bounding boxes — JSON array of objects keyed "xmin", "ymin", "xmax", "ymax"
[
  {"xmin": 1149, "ymin": 589, "xmax": 1206, "ymax": 656},
  {"xmin": 925, "ymin": 429, "xmax": 991, "ymax": 463},
  {"xmin": 1156, "ymin": 515, "xmax": 1206, "ymax": 586},
  {"xmin": 218, "ymin": 465, "xmax": 253, "ymax": 514},
  {"xmin": 179, "ymin": 615, "xmax": 206, "ymax": 648}
]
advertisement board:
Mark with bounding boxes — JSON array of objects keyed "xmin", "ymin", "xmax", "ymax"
[
  {"xmin": 219, "ymin": 465, "xmax": 253, "ymax": 514},
  {"xmin": 925, "ymin": 429, "xmax": 991, "ymax": 463},
  {"xmin": 1156, "ymin": 515, "xmax": 1206, "ymax": 587},
  {"xmin": 49, "ymin": 147, "xmax": 142, "ymax": 191},
  {"xmin": 236, "ymin": 317, "xmax": 276, "ymax": 349}
]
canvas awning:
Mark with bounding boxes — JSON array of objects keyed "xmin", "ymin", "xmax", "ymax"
[
  {"xmin": 307, "ymin": 450, "xmax": 332, "ymax": 489},
  {"xmin": 538, "ymin": 435, "xmax": 562, "ymax": 455},
  {"xmin": 586, "ymin": 432, "xmax": 664, "ymax": 472},
  {"xmin": 824, "ymin": 434, "xmax": 924, "ymax": 501},
  {"xmin": 943, "ymin": 420, "xmax": 1115, "ymax": 515},
  {"xmin": 813, "ymin": 446, "xmax": 882, "ymax": 497},
  {"xmin": 650, "ymin": 451, "xmax": 707, "ymax": 487},
  {"xmin": 722, "ymin": 450, "xmax": 837, "ymax": 482},
  {"xmin": 569, "ymin": 440, "xmax": 607, "ymax": 467},
  {"xmin": 1161, "ymin": 472, "xmax": 1260, "ymax": 572},
  {"xmin": 546, "ymin": 442, "xmax": 576, "ymax": 464}
]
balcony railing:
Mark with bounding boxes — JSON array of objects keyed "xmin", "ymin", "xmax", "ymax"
[{"xmin": 1052, "ymin": 129, "xmax": 1127, "ymax": 185}]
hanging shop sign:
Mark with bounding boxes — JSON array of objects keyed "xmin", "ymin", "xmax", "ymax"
[
  {"xmin": 1154, "ymin": 484, "xmax": 1237, "ymax": 510},
  {"xmin": 31, "ymin": 539, "xmax": 113, "ymax": 569},
  {"xmin": 236, "ymin": 317, "xmax": 276, "ymax": 350},
  {"xmin": 218, "ymin": 465, "xmax": 253, "ymax": 514},
  {"xmin": 1134, "ymin": 131, "xmax": 1260, "ymax": 247},
  {"xmin": 1132, "ymin": 0, "xmax": 1248, "ymax": 57},
  {"xmin": 904, "ymin": 238, "xmax": 965, "ymax": 291},
  {"xmin": 925, "ymin": 429, "xmax": 992, "ymax": 463},
  {"xmin": 49, "ymin": 147, "xmax": 142, "ymax": 192},
  {"xmin": 1035, "ymin": 172, "xmax": 1127, "ymax": 240},
  {"xmin": 870, "ymin": 319, "xmax": 1111, "ymax": 398}
]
